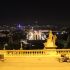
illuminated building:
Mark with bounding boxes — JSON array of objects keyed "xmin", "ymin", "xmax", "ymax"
[{"xmin": 27, "ymin": 30, "xmax": 46, "ymax": 40}]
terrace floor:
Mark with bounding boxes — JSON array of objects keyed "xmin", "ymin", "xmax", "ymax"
[{"xmin": 0, "ymin": 56, "xmax": 70, "ymax": 70}]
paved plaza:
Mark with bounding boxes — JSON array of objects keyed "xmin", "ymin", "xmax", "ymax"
[{"xmin": 0, "ymin": 56, "xmax": 70, "ymax": 70}]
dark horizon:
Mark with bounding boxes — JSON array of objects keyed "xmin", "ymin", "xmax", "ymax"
[{"xmin": 0, "ymin": 2, "xmax": 70, "ymax": 26}]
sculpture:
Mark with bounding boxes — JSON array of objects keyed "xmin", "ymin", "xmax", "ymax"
[{"xmin": 44, "ymin": 30, "xmax": 57, "ymax": 49}]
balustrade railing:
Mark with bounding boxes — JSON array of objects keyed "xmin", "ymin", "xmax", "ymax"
[{"xmin": 0, "ymin": 49, "xmax": 70, "ymax": 56}]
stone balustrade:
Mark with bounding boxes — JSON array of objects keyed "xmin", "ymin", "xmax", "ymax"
[{"xmin": 0, "ymin": 49, "xmax": 70, "ymax": 57}]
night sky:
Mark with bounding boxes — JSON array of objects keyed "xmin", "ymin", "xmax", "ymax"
[{"xmin": 0, "ymin": 2, "xmax": 70, "ymax": 26}]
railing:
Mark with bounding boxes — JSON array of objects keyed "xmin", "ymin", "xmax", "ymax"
[
  {"xmin": 6, "ymin": 50, "xmax": 45, "ymax": 55},
  {"xmin": 56, "ymin": 49, "xmax": 70, "ymax": 55},
  {"xmin": 0, "ymin": 49, "xmax": 70, "ymax": 56},
  {"xmin": 0, "ymin": 50, "xmax": 45, "ymax": 56}
]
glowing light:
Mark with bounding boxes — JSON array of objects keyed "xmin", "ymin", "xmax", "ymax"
[
  {"xmin": 18, "ymin": 24, "xmax": 21, "ymax": 28},
  {"xmin": 61, "ymin": 31, "xmax": 66, "ymax": 34},
  {"xmin": 56, "ymin": 32, "xmax": 59, "ymax": 35},
  {"xmin": 61, "ymin": 32, "xmax": 64, "ymax": 34}
]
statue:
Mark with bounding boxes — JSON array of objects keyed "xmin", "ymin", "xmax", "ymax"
[
  {"xmin": 53, "ymin": 35, "xmax": 57, "ymax": 47},
  {"xmin": 44, "ymin": 30, "xmax": 57, "ymax": 49}
]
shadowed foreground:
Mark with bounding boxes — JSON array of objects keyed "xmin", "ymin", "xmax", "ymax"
[{"xmin": 0, "ymin": 56, "xmax": 70, "ymax": 70}]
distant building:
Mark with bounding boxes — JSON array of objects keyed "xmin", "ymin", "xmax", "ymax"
[{"xmin": 27, "ymin": 30, "xmax": 46, "ymax": 40}]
